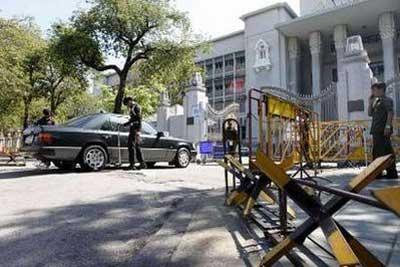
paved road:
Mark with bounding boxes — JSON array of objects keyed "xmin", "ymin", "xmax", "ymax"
[
  {"xmin": 0, "ymin": 163, "xmax": 259, "ymax": 267},
  {"xmin": 0, "ymin": 162, "xmax": 399, "ymax": 267}
]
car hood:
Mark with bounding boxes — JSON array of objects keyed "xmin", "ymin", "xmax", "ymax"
[{"xmin": 164, "ymin": 136, "xmax": 194, "ymax": 145}]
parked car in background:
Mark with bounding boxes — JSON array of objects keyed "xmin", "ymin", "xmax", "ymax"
[{"xmin": 22, "ymin": 113, "xmax": 197, "ymax": 171}]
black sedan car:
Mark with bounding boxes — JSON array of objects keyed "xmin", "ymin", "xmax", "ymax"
[{"xmin": 22, "ymin": 113, "xmax": 197, "ymax": 171}]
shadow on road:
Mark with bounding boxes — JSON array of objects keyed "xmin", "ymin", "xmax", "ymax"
[
  {"xmin": 0, "ymin": 164, "xmax": 177, "ymax": 180},
  {"xmin": 0, "ymin": 187, "xmax": 256, "ymax": 267}
]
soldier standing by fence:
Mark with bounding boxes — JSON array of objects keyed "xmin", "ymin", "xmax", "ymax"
[{"xmin": 368, "ymin": 82, "xmax": 398, "ymax": 179}]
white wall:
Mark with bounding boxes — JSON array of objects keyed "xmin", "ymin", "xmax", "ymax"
[
  {"xmin": 168, "ymin": 115, "xmax": 185, "ymax": 139},
  {"xmin": 300, "ymin": 0, "xmax": 334, "ymax": 15},
  {"xmin": 196, "ymin": 32, "xmax": 245, "ymax": 61}
]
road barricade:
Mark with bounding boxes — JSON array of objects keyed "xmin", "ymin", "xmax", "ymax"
[
  {"xmin": 248, "ymin": 88, "xmax": 320, "ymax": 174},
  {"xmin": 319, "ymin": 118, "xmax": 400, "ymax": 164},
  {"xmin": 218, "ymin": 89, "xmax": 400, "ymax": 266},
  {"xmin": 254, "ymin": 151, "xmax": 399, "ymax": 267}
]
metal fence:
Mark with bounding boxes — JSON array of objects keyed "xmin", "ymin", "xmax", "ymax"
[{"xmin": 0, "ymin": 130, "xmax": 24, "ymax": 164}]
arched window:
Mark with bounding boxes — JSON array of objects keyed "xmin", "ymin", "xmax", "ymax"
[
  {"xmin": 259, "ymin": 44, "xmax": 266, "ymax": 59},
  {"xmin": 254, "ymin": 39, "xmax": 272, "ymax": 72}
]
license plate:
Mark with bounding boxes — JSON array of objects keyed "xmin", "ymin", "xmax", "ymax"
[{"xmin": 25, "ymin": 135, "xmax": 34, "ymax": 145}]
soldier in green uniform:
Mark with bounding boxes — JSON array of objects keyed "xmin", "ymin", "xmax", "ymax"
[{"xmin": 368, "ymin": 82, "xmax": 398, "ymax": 179}]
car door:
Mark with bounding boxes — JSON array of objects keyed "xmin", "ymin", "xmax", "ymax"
[
  {"xmin": 140, "ymin": 122, "xmax": 167, "ymax": 162},
  {"xmin": 98, "ymin": 116, "xmax": 130, "ymax": 164}
]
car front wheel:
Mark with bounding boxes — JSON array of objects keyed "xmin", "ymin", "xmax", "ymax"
[
  {"xmin": 175, "ymin": 148, "xmax": 190, "ymax": 168},
  {"xmin": 82, "ymin": 145, "xmax": 108, "ymax": 171}
]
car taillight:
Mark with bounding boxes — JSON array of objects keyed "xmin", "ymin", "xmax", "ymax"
[{"xmin": 38, "ymin": 133, "xmax": 54, "ymax": 145}]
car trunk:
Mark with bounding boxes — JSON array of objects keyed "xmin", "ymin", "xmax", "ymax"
[{"xmin": 22, "ymin": 125, "xmax": 44, "ymax": 147}]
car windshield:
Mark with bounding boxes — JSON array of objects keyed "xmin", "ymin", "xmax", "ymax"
[
  {"xmin": 142, "ymin": 122, "xmax": 157, "ymax": 135},
  {"xmin": 111, "ymin": 116, "xmax": 157, "ymax": 135}
]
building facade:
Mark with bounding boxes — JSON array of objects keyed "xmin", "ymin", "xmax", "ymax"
[{"xmin": 195, "ymin": 0, "xmax": 400, "ymax": 142}]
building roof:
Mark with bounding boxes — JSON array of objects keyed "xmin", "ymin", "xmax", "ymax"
[
  {"xmin": 240, "ymin": 2, "xmax": 298, "ymax": 21},
  {"xmin": 210, "ymin": 30, "xmax": 245, "ymax": 43},
  {"xmin": 276, "ymin": 0, "xmax": 400, "ymax": 40}
]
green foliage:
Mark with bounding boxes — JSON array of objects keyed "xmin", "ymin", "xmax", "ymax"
[
  {"xmin": 0, "ymin": 17, "xmax": 89, "ymax": 129},
  {"xmin": 52, "ymin": 0, "xmax": 203, "ymax": 113},
  {"xmin": 99, "ymin": 85, "xmax": 159, "ymax": 118},
  {"xmin": 139, "ymin": 40, "xmax": 207, "ymax": 105},
  {"xmin": 0, "ymin": 17, "xmax": 45, "ymax": 129},
  {"xmin": 125, "ymin": 86, "xmax": 159, "ymax": 117},
  {"xmin": 0, "ymin": 1, "xmax": 207, "ymax": 130},
  {"xmin": 55, "ymin": 90, "xmax": 102, "ymax": 122}
]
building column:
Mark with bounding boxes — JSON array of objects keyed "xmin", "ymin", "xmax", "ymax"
[
  {"xmin": 309, "ymin": 31, "xmax": 322, "ymax": 114},
  {"xmin": 379, "ymin": 12, "xmax": 398, "ymax": 83},
  {"xmin": 288, "ymin": 37, "xmax": 300, "ymax": 93},
  {"xmin": 334, "ymin": 24, "xmax": 348, "ymax": 121}
]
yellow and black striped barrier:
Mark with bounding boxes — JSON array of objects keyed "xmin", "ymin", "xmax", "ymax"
[
  {"xmin": 218, "ymin": 155, "xmax": 296, "ymax": 219},
  {"xmin": 255, "ymin": 151, "xmax": 395, "ymax": 267}
]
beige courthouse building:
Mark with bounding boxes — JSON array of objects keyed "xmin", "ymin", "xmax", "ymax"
[{"xmin": 194, "ymin": 0, "xmax": 400, "ymax": 141}]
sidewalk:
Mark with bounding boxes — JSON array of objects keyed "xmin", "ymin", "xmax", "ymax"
[{"xmin": 136, "ymin": 169, "xmax": 400, "ymax": 267}]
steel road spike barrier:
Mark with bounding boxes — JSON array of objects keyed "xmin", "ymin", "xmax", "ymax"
[
  {"xmin": 219, "ymin": 155, "xmax": 297, "ymax": 219},
  {"xmin": 218, "ymin": 89, "xmax": 399, "ymax": 266},
  {"xmin": 372, "ymin": 186, "xmax": 400, "ymax": 217},
  {"xmin": 255, "ymin": 151, "xmax": 392, "ymax": 267}
]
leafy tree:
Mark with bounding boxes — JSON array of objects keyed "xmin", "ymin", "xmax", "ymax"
[
  {"xmin": 0, "ymin": 17, "xmax": 45, "ymax": 128},
  {"xmin": 55, "ymin": 90, "xmax": 102, "ymax": 122},
  {"xmin": 52, "ymin": 0, "xmax": 200, "ymax": 114},
  {"xmin": 138, "ymin": 41, "xmax": 206, "ymax": 106},
  {"xmin": 99, "ymin": 84, "xmax": 159, "ymax": 118},
  {"xmin": 37, "ymin": 41, "xmax": 88, "ymax": 114}
]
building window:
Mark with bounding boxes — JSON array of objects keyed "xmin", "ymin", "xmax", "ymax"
[
  {"xmin": 205, "ymin": 80, "xmax": 213, "ymax": 97},
  {"xmin": 260, "ymin": 48, "xmax": 266, "ymax": 59},
  {"xmin": 206, "ymin": 64, "xmax": 213, "ymax": 76},
  {"xmin": 225, "ymin": 76, "xmax": 234, "ymax": 96},
  {"xmin": 332, "ymin": 68, "xmax": 338, "ymax": 82},
  {"xmin": 254, "ymin": 39, "xmax": 272, "ymax": 72},
  {"xmin": 215, "ymin": 79, "xmax": 223, "ymax": 97},
  {"xmin": 236, "ymin": 76, "xmax": 245, "ymax": 95},
  {"xmin": 225, "ymin": 58, "xmax": 234, "ymax": 72},
  {"xmin": 235, "ymin": 51, "xmax": 245, "ymax": 71},
  {"xmin": 215, "ymin": 61, "xmax": 223, "ymax": 74}
]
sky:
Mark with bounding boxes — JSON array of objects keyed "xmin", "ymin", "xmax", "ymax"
[{"xmin": 0, "ymin": 0, "xmax": 300, "ymax": 38}]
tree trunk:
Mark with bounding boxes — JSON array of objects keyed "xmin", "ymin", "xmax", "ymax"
[
  {"xmin": 50, "ymin": 92, "xmax": 56, "ymax": 115},
  {"xmin": 23, "ymin": 98, "xmax": 31, "ymax": 129},
  {"xmin": 113, "ymin": 72, "xmax": 127, "ymax": 114}
]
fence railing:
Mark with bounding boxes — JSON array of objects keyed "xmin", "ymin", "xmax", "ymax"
[{"xmin": 0, "ymin": 130, "xmax": 23, "ymax": 156}]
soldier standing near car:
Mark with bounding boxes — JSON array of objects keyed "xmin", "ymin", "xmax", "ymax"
[
  {"xmin": 368, "ymin": 82, "xmax": 398, "ymax": 179},
  {"xmin": 123, "ymin": 97, "xmax": 147, "ymax": 170},
  {"xmin": 36, "ymin": 109, "xmax": 55, "ymax": 126}
]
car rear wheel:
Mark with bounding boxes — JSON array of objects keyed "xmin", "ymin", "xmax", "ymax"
[
  {"xmin": 175, "ymin": 148, "xmax": 190, "ymax": 168},
  {"xmin": 82, "ymin": 145, "xmax": 108, "ymax": 171},
  {"xmin": 53, "ymin": 160, "xmax": 75, "ymax": 170}
]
